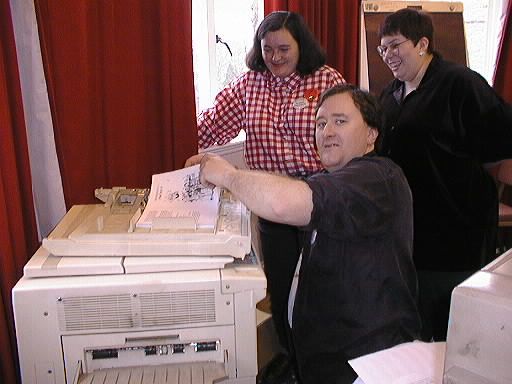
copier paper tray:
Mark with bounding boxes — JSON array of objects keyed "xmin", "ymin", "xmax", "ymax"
[{"xmin": 75, "ymin": 362, "xmax": 227, "ymax": 384}]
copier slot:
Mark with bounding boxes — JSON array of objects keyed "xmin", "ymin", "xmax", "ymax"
[
  {"xmin": 86, "ymin": 340, "xmax": 219, "ymax": 361},
  {"xmin": 63, "ymin": 327, "xmax": 235, "ymax": 382},
  {"xmin": 91, "ymin": 348, "xmax": 118, "ymax": 360},
  {"xmin": 194, "ymin": 341, "xmax": 219, "ymax": 353}
]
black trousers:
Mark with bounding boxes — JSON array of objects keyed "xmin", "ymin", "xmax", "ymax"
[
  {"xmin": 298, "ymin": 352, "xmax": 358, "ymax": 384},
  {"xmin": 258, "ymin": 217, "xmax": 304, "ymax": 353},
  {"xmin": 417, "ymin": 269, "xmax": 475, "ymax": 341}
]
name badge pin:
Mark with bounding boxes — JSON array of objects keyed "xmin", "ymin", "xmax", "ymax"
[{"xmin": 293, "ymin": 97, "xmax": 308, "ymax": 110}]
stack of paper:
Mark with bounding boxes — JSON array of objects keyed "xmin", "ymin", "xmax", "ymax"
[
  {"xmin": 136, "ymin": 165, "xmax": 220, "ymax": 230},
  {"xmin": 349, "ymin": 341, "xmax": 446, "ymax": 384}
]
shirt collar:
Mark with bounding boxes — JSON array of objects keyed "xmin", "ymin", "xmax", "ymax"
[
  {"xmin": 418, "ymin": 51, "xmax": 442, "ymax": 88},
  {"xmin": 319, "ymin": 151, "xmax": 378, "ymax": 173},
  {"xmin": 265, "ymin": 70, "xmax": 302, "ymax": 90},
  {"xmin": 387, "ymin": 51, "xmax": 442, "ymax": 97}
]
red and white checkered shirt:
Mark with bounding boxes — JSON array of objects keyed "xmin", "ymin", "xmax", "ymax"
[{"xmin": 197, "ymin": 65, "xmax": 345, "ymax": 176}]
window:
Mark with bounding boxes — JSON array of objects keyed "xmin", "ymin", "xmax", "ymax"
[
  {"xmin": 192, "ymin": 0, "xmax": 264, "ymax": 114},
  {"xmin": 461, "ymin": 0, "xmax": 508, "ymax": 84}
]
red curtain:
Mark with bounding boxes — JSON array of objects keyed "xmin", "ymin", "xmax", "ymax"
[
  {"xmin": 34, "ymin": 0, "xmax": 198, "ymax": 207},
  {"xmin": 494, "ymin": 0, "xmax": 512, "ymax": 103},
  {"xmin": 0, "ymin": 2, "xmax": 40, "ymax": 383},
  {"xmin": 265, "ymin": 0, "xmax": 361, "ymax": 85}
]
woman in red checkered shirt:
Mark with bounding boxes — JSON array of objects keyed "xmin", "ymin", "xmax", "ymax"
[{"xmin": 192, "ymin": 11, "xmax": 345, "ymax": 381}]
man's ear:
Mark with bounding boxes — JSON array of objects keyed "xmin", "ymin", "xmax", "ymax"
[{"xmin": 367, "ymin": 127, "xmax": 378, "ymax": 145}]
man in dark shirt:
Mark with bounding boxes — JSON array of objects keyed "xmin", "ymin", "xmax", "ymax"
[
  {"xmin": 198, "ymin": 84, "xmax": 421, "ymax": 384},
  {"xmin": 377, "ymin": 8, "xmax": 512, "ymax": 341}
]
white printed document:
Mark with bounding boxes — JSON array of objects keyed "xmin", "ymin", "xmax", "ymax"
[
  {"xmin": 136, "ymin": 165, "xmax": 220, "ymax": 230},
  {"xmin": 348, "ymin": 341, "xmax": 446, "ymax": 384}
]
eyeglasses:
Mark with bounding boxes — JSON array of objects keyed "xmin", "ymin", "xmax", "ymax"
[{"xmin": 376, "ymin": 39, "xmax": 410, "ymax": 58}]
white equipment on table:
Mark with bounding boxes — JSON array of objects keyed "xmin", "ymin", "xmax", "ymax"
[
  {"xmin": 42, "ymin": 186, "xmax": 251, "ymax": 259},
  {"xmin": 13, "ymin": 187, "xmax": 266, "ymax": 384},
  {"xmin": 444, "ymin": 248, "xmax": 512, "ymax": 384}
]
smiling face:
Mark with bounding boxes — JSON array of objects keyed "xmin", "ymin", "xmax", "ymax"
[
  {"xmin": 261, "ymin": 28, "xmax": 300, "ymax": 78},
  {"xmin": 315, "ymin": 92, "xmax": 378, "ymax": 172},
  {"xmin": 379, "ymin": 33, "xmax": 428, "ymax": 83}
]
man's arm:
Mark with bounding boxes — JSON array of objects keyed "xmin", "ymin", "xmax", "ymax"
[{"xmin": 200, "ymin": 154, "xmax": 313, "ymax": 226}]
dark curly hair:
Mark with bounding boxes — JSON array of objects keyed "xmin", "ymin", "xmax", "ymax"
[{"xmin": 246, "ymin": 11, "xmax": 326, "ymax": 76}]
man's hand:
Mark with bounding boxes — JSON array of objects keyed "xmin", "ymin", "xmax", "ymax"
[
  {"xmin": 199, "ymin": 154, "xmax": 312, "ymax": 226},
  {"xmin": 199, "ymin": 154, "xmax": 236, "ymax": 189},
  {"xmin": 184, "ymin": 153, "xmax": 205, "ymax": 168}
]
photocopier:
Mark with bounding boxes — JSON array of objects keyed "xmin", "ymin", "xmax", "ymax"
[
  {"xmin": 13, "ymin": 186, "xmax": 266, "ymax": 384},
  {"xmin": 443, "ymin": 247, "xmax": 512, "ymax": 384}
]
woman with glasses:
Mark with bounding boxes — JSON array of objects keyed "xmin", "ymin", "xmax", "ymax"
[{"xmin": 376, "ymin": 8, "xmax": 512, "ymax": 342}]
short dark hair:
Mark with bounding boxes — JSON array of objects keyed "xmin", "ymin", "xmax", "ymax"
[
  {"xmin": 315, "ymin": 84, "xmax": 382, "ymax": 134},
  {"xmin": 378, "ymin": 8, "xmax": 435, "ymax": 53},
  {"xmin": 246, "ymin": 11, "xmax": 326, "ymax": 76}
]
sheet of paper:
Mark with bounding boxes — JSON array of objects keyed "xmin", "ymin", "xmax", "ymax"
[
  {"xmin": 348, "ymin": 341, "xmax": 446, "ymax": 384},
  {"xmin": 136, "ymin": 165, "xmax": 220, "ymax": 230}
]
